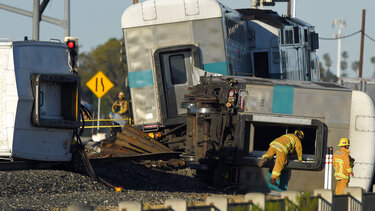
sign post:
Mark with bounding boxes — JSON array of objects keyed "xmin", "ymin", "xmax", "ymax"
[{"xmin": 86, "ymin": 71, "xmax": 114, "ymax": 133}]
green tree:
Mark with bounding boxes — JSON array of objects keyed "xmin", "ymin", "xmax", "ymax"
[
  {"xmin": 351, "ymin": 61, "xmax": 359, "ymax": 76},
  {"xmin": 323, "ymin": 53, "xmax": 332, "ymax": 69},
  {"xmin": 78, "ymin": 38, "xmax": 127, "ymax": 118},
  {"xmin": 340, "ymin": 51, "xmax": 348, "ymax": 77},
  {"xmin": 320, "ymin": 53, "xmax": 337, "ymax": 82}
]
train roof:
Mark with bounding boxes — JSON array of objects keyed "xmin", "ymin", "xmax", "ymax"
[
  {"xmin": 285, "ymin": 17, "xmax": 314, "ymax": 28},
  {"xmin": 0, "ymin": 40, "xmax": 67, "ymax": 50},
  {"xmin": 237, "ymin": 9, "xmax": 315, "ymax": 30},
  {"xmin": 121, "ymin": 0, "xmax": 223, "ymax": 29},
  {"xmin": 236, "ymin": 9, "xmax": 290, "ymax": 29}
]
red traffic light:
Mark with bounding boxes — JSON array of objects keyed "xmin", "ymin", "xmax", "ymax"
[{"xmin": 67, "ymin": 41, "xmax": 75, "ymax": 49}]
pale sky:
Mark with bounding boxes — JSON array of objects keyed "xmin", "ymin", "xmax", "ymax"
[{"xmin": 1, "ymin": 0, "xmax": 374, "ymax": 78}]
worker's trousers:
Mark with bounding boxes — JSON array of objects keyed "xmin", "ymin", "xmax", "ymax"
[
  {"xmin": 335, "ymin": 179, "xmax": 349, "ymax": 195},
  {"xmin": 262, "ymin": 146, "xmax": 287, "ymax": 180}
]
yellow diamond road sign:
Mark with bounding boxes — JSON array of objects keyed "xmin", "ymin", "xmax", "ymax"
[{"xmin": 86, "ymin": 71, "xmax": 114, "ymax": 98}]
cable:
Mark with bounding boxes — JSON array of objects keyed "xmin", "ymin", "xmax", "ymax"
[
  {"xmin": 72, "ymin": 130, "xmax": 124, "ymax": 192},
  {"xmin": 319, "ymin": 30, "xmax": 361, "ymax": 40},
  {"xmin": 365, "ymin": 33, "xmax": 375, "ymax": 42}
]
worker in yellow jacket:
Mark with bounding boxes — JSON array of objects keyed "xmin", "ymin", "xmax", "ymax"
[
  {"xmin": 112, "ymin": 92, "xmax": 129, "ymax": 119},
  {"xmin": 333, "ymin": 138, "xmax": 354, "ymax": 195},
  {"xmin": 258, "ymin": 130, "xmax": 304, "ymax": 186}
]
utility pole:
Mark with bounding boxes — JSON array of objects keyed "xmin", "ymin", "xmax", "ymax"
[
  {"xmin": 292, "ymin": 0, "xmax": 296, "ymax": 18},
  {"xmin": 332, "ymin": 19, "xmax": 346, "ymax": 78},
  {"xmin": 32, "ymin": 0, "xmax": 40, "ymax": 40},
  {"xmin": 287, "ymin": 1, "xmax": 291, "ymax": 17},
  {"xmin": 65, "ymin": 0, "xmax": 70, "ymax": 38},
  {"xmin": 0, "ymin": 0, "xmax": 70, "ymax": 41},
  {"xmin": 359, "ymin": 9, "xmax": 366, "ymax": 78}
]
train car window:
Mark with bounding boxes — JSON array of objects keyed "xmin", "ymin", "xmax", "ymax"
[
  {"xmin": 304, "ymin": 29, "xmax": 308, "ymax": 43},
  {"xmin": 238, "ymin": 115, "xmax": 325, "ymax": 170},
  {"xmin": 280, "ymin": 29, "xmax": 284, "ymax": 44},
  {"xmin": 285, "ymin": 30, "xmax": 293, "ymax": 44},
  {"xmin": 248, "ymin": 123, "xmax": 316, "ymax": 156},
  {"xmin": 31, "ymin": 74, "xmax": 80, "ymax": 129},
  {"xmin": 169, "ymin": 54, "xmax": 187, "ymax": 85},
  {"xmin": 310, "ymin": 32, "xmax": 319, "ymax": 51},
  {"xmin": 293, "ymin": 27, "xmax": 300, "ymax": 44}
]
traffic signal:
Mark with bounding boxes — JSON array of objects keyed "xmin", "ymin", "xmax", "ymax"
[{"xmin": 64, "ymin": 37, "xmax": 79, "ymax": 70}]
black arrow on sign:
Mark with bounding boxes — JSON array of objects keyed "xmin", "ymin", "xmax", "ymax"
[{"xmin": 101, "ymin": 78, "xmax": 104, "ymax": 91}]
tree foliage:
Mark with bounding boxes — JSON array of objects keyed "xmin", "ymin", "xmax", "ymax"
[
  {"xmin": 351, "ymin": 61, "xmax": 359, "ymax": 73},
  {"xmin": 340, "ymin": 51, "xmax": 348, "ymax": 77},
  {"xmin": 320, "ymin": 53, "xmax": 338, "ymax": 82},
  {"xmin": 77, "ymin": 38, "xmax": 127, "ymax": 118}
]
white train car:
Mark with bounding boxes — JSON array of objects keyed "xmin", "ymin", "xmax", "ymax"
[
  {"xmin": 184, "ymin": 76, "xmax": 375, "ymax": 192},
  {"xmin": 121, "ymin": 0, "xmax": 320, "ymax": 149},
  {"xmin": 339, "ymin": 77, "xmax": 375, "ymax": 102},
  {"xmin": 0, "ymin": 40, "xmax": 80, "ymax": 161}
]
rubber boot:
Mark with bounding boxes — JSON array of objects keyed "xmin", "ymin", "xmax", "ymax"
[{"xmin": 257, "ymin": 157, "xmax": 269, "ymax": 167}]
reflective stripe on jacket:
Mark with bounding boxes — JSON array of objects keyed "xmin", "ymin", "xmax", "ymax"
[
  {"xmin": 270, "ymin": 134, "xmax": 303, "ymax": 161},
  {"xmin": 333, "ymin": 148, "xmax": 352, "ymax": 180},
  {"xmin": 112, "ymin": 99, "xmax": 129, "ymax": 115}
]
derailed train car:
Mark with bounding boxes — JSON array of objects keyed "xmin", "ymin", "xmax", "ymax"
[
  {"xmin": 121, "ymin": 0, "xmax": 320, "ymax": 149},
  {"xmin": 0, "ymin": 41, "xmax": 80, "ymax": 162},
  {"xmin": 183, "ymin": 76, "xmax": 375, "ymax": 192}
]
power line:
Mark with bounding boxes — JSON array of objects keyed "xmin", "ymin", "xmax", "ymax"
[
  {"xmin": 319, "ymin": 30, "xmax": 375, "ymax": 42},
  {"xmin": 319, "ymin": 30, "xmax": 361, "ymax": 40},
  {"xmin": 365, "ymin": 33, "xmax": 375, "ymax": 42}
]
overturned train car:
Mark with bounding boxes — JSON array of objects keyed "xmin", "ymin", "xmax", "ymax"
[
  {"xmin": 183, "ymin": 76, "xmax": 375, "ymax": 192},
  {"xmin": 120, "ymin": 0, "xmax": 320, "ymax": 150},
  {"xmin": 0, "ymin": 41, "xmax": 80, "ymax": 162}
]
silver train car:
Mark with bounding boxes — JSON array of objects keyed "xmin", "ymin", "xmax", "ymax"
[
  {"xmin": 339, "ymin": 77, "xmax": 375, "ymax": 102},
  {"xmin": 183, "ymin": 76, "xmax": 375, "ymax": 192},
  {"xmin": 185, "ymin": 76, "xmax": 375, "ymax": 191},
  {"xmin": 121, "ymin": 0, "xmax": 320, "ymax": 149},
  {"xmin": 0, "ymin": 41, "xmax": 80, "ymax": 161}
]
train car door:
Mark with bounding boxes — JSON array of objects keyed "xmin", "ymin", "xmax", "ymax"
[
  {"xmin": 253, "ymin": 51, "xmax": 270, "ymax": 78},
  {"xmin": 160, "ymin": 50, "xmax": 193, "ymax": 119}
]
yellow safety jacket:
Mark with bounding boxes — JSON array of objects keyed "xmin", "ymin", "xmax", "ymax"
[
  {"xmin": 112, "ymin": 99, "xmax": 128, "ymax": 116},
  {"xmin": 269, "ymin": 133, "xmax": 303, "ymax": 161},
  {"xmin": 333, "ymin": 148, "xmax": 353, "ymax": 180}
]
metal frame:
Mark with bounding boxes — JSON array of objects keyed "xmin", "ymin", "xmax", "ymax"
[
  {"xmin": 236, "ymin": 114, "xmax": 326, "ymax": 170},
  {"xmin": 31, "ymin": 73, "xmax": 80, "ymax": 129},
  {"xmin": 153, "ymin": 44, "xmax": 202, "ymax": 127}
]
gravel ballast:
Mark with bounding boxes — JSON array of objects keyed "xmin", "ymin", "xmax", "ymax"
[{"xmin": 0, "ymin": 160, "xmax": 245, "ymax": 210}]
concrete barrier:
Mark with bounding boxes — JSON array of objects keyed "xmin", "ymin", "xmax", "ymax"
[
  {"xmin": 314, "ymin": 188, "xmax": 333, "ymax": 204},
  {"xmin": 64, "ymin": 188, "xmax": 375, "ymax": 211},
  {"xmin": 67, "ymin": 205, "xmax": 93, "ymax": 211},
  {"xmin": 345, "ymin": 187, "xmax": 363, "ymax": 211},
  {"xmin": 118, "ymin": 201, "xmax": 143, "ymax": 211},
  {"xmin": 206, "ymin": 196, "xmax": 228, "ymax": 211},
  {"xmin": 313, "ymin": 189, "xmax": 333, "ymax": 211},
  {"xmin": 345, "ymin": 187, "xmax": 363, "ymax": 202},
  {"xmin": 165, "ymin": 198, "xmax": 187, "ymax": 211},
  {"xmin": 281, "ymin": 190, "xmax": 301, "ymax": 205},
  {"xmin": 244, "ymin": 192, "xmax": 266, "ymax": 210}
]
